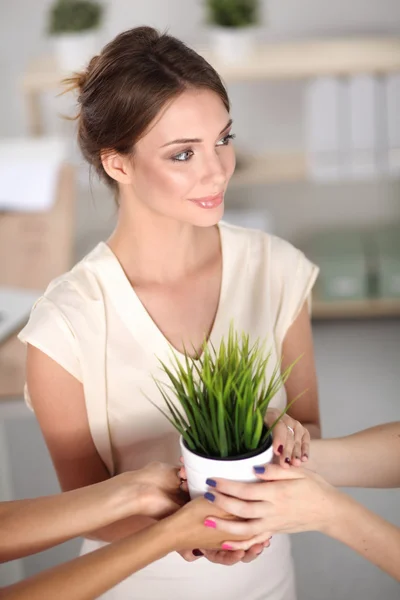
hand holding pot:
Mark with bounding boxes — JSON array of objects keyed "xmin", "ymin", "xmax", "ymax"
[
  {"xmin": 169, "ymin": 497, "xmax": 269, "ymax": 559},
  {"xmin": 123, "ymin": 461, "xmax": 188, "ymax": 520},
  {"xmin": 201, "ymin": 463, "xmax": 341, "ymax": 549},
  {"xmin": 265, "ymin": 408, "xmax": 311, "ymax": 467}
]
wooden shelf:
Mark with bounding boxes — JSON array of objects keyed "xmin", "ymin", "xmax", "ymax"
[
  {"xmin": 21, "ymin": 37, "xmax": 400, "ymax": 135},
  {"xmin": 312, "ymin": 298, "xmax": 400, "ymax": 320},
  {"xmin": 200, "ymin": 37, "xmax": 400, "ymax": 82},
  {"xmin": 22, "ymin": 37, "xmax": 400, "ymax": 93}
]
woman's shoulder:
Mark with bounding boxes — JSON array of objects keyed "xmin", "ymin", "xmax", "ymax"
[
  {"xmin": 220, "ymin": 220, "xmax": 302, "ymax": 260},
  {"xmin": 41, "ymin": 242, "xmax": 109, "ymax": 310}
]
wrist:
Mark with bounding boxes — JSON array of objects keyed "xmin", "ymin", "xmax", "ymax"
[
  {"xmin": 106, "ymin": 473, "xmax": 142, "ymax": 521},
  {"xmin": 151, "ymin": 514, "xmax": 181, "ymax": 554}
]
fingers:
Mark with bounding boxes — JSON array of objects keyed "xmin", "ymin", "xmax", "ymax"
[
  {"xmin": 204, "ymin": 488, "xmax": 266, "ymax": 519},
  {"xmin": 240, "ymin": 542, "xmax": 265, "ymax": 563},
  {"xmin": 178, "ymin": 549, "xmax": 203, "ymax": 562},
  {"xmin": 222, "ymin": 536, "xmax": 272, "ymax": 552},
  {"xmin": 202, "ymin": 549, "xmax": 245, "ymax": 566},
  {"xmin": 301, "ymin": 431, "xmax": 310, "ymax": 463},
  {"xmin": 291, "ymin": 426, "xmax": 304, "ymax": 467},
  {"xmin": 205, "ymin": 516, "xmax": 264, "ymax": 538},
  {"xmin": 270, "ymin": 416, "xmax": 310, "ymax": 467},
  {"xmin": 254, "ymin": 463, "xmax": 307, "ymax": 482},
  {"xmin": 267, "ymin": 411, "xmax": 287, "ymax": 458},
  {"xmin": 204, "ymin": 477, "xmax": 265, "ymax": 502}
]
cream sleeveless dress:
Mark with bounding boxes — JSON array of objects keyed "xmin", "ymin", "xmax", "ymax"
[{"xmin": 19, "ymin": 222, "xmax": 318, "ymax": 600}]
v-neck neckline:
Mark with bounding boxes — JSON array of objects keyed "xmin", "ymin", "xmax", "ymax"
[{"xmin": 96, "ymin": 223, "xmax": 228, "ymax": 361}]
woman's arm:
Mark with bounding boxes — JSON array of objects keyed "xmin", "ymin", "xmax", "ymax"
[
  {"xmin": 309, "ymin": 422, "xmax": 400, "ymax": 488},
  {"xmin": 325, "ymin": 492, "xmax": 400, "ymax": 581},
  {"xmin": 200, "ymin": 464, "xmax": 400, "ymax": 582},
  {"xmin": 26, "ymin": 345, "xmax": 155, "ymax": 542},
  {"xmin": 1, "ymin": 499, "xmax": 244, "ymax": 600},
  {"xmin": 0, "ymin": 462, "xmax": 184, "ymax": 562},
  {"xmin": 281, "ymin": 303, "xmax": 321, "ymax": 442}
]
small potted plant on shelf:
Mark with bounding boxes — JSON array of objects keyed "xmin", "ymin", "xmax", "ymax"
[
  {"xmin": 48, "ymin": 0, "xmax": 104, "ymax": 72},
  {"xmin": 205, "ymin": 0, "xmax": 260, "ymax": 64},
  {"xmin": 150, "ymin": 325, "xmax": 301, "ymax": 498}
]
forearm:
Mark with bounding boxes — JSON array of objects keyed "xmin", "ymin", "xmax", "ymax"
[
  {"xmin": 1, "ymin": 520, "xmax": 175, "ymax": 600},
  {"xmin": 0, "ymin": 481, "xmax": 128, "ymax": 562},
  {"xmin": 309, "ymin": 422, "xmax": 400, "ymax": 488},
  {"xmin": 86, "ymin": 514, "xmax": 156, "ymax": 543},
  {"xmin": 324, "ymin": 494, "xmax": 400, "ymax": 581}
]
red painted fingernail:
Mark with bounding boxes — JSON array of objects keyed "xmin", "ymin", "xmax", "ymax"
[
  {"xmin": 192, "ymin": 549, "xmax": 203, "ymax": 557},
  {"xmin": 204, "ymin": 519, "xmax": 216, "ymax": 529},
  {"xmin": 221, "ymin": 543, "xmax": 233, "ymax": 550},
  {"xmin": 285, "ymin": 457, "xmax": 291, "ymax": 464},
  {"xmin": 278, "ymin": 445, "xmax": 283, "ymax": 454}
]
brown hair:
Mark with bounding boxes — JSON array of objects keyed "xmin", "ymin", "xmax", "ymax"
[{"xmin": 64, "ymin": 26, "xmax": 230, "ymax": 191}]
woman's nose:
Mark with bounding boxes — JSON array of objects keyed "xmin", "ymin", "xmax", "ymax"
[{"xmin": 201, "ymin": 153, "xmax": 227, "ymax": 189}]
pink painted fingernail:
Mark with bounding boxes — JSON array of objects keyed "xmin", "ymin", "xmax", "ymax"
[
  {"xmin": 221, "ymin": 543, "xmax": 233, "ymax": 550},
  {"xmin": 204, "ymin": 519, "xmax": 216, "ymax": 528}
]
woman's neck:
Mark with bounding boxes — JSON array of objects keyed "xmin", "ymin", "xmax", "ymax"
[{"xmin": 108, "ymin": 202, "xmax": 218, "ymax": 286}]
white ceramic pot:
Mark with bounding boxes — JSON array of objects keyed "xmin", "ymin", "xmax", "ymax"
[
  {"xmin": 53, "ymin": 31, "xmax": 98, "ymax": 72},
  {"xmin": 209, "ymin": 26, "xmax": 255, "ymax": 64},
  {"xmin": 180, "ymin": 435, "xmax": 273, "ymax": 499}
]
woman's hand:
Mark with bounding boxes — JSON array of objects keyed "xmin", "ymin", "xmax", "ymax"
[
  {"xmin": 265, "ymin": 408, "xmax": 310, "ymax": 467},
  {"xmin": 108, "ymin": 462, "xmax": 188, "ymax": 522},
  {"xmin": 201, "ymin": 463, "xmax": 342, "ymax": 550},
  {"xmin": 166, "ymin": 497, "xmax": 269, "ymax": 559},
  {"xmin": 177, "ymin": 463, "xmax": 268, "ymax": 564}
]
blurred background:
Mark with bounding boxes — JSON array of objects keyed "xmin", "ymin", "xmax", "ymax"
[{"xmin": 0, "ymin": 1, "xmax": 399, "ymax": 598}]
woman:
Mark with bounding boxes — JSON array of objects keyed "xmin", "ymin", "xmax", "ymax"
[
  {"xmin": 19, "ymin": 26, "xmax": 320, "ymax": 600},
  {"xmin": 200, "ymin": 422, "xmax": 400, "ymax": 582}
]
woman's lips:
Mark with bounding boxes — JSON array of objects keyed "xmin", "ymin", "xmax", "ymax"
[{"xmin": 189, "ymin": 191, "xmax": 224, "ymax": 209}]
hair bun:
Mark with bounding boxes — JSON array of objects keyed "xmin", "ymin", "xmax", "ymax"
[{"xmin": 62, "ymin": 54, "xmax": 100, "ymax": 96}]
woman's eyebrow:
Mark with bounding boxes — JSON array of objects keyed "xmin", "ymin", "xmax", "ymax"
[{"xmin": 161, "ymin": 119, "xmax": 233, "ymax": 147}]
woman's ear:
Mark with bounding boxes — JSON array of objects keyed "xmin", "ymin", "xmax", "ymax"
[{"xmin": 101, "ymin": 151, "xmax": 133, "ymax": 185}]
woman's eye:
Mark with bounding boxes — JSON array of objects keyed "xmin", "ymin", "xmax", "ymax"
[
  {"xmin": 216, "ymin": 133, "xmax": 236, "ymax": 147},
  {"xmin": 171, "ymin": 150, "xmax": 194, "ymax": 162}
]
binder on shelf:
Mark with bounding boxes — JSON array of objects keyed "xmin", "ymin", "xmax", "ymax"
[
  {"xmin": 347, "ymin": 75, "xmax": 387, "ymax": 179},
  {"xmin": 304, "ymin": 77, "xmax": 348, "ymax": 182},
  {"xmin": 386, "ymin": 73, "xmax": 400, "ymax": 176}
]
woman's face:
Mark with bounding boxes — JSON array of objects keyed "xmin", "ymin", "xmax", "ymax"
[{"xmin": 124, "ymin": 88, "xmax": 236, "ymax": 227}]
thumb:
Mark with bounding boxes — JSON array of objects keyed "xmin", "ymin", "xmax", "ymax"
[{"xmin": 254, "ymin": 463, "xmax": 306, "ymax": 482}]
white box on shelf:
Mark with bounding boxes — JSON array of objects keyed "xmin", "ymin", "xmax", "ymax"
[
  {"xmin": 304, "ymin": 77, "xmax": 348, "ymax": 182},
  {"xmin": 223, "ymin": 209, "xmax": 274, "ymax": 233},
  {"xmin": 386, "ymin": 73, "xmax": 400, "ymax": 176},
  {"xmin": 347, "ymin": 75, "xmax": 387, "ymax": 179}
]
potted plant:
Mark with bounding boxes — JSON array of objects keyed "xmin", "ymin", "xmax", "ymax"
[
  {"xmin": 205, "ymin": 0, "xmax": 260, "ymax": 64},
  {"xmin": 150, "ymin": 326, "xmax": 301, "ymax": 498},
  {"xmin": 48, "ymin": 0, "xmax": 104, "ymax": 72}
]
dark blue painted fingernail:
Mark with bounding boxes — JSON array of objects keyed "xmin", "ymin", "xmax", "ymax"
[
  {"xmin": 253, "ymin": 465, "xmax": 265, "ymax": 474},
  {"xmin": 192, "ymin": 549, "xmax": 204, "ymax": 557},
  {"xmin": 206, "ymin": 478, "xmax": 217, "ymax": 487},
  {"xmin": 204, "ymin": 492, "xmax": 215, "ymax": 502}
]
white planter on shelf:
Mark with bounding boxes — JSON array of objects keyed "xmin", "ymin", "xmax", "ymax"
[
  {"xmin": 53, "ymin": 31, "xmax": 99, "ymax": 72},
  {"xmin": 209, "ymin": 26, "xmax": 256, "ymax": 64},
  {"xmin": 180, "ymin": 434, "xmax": 273, "ymax": 498}
]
